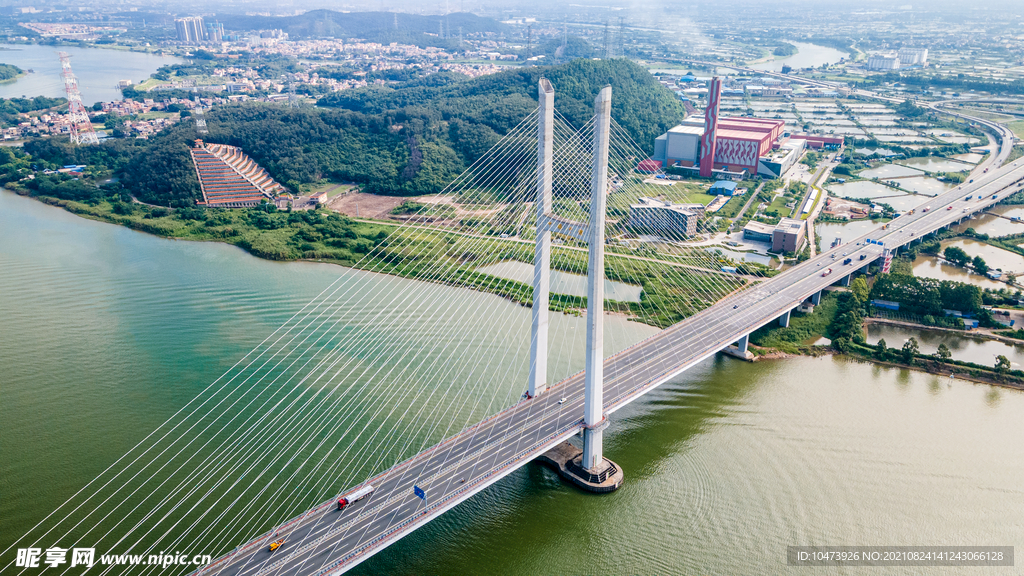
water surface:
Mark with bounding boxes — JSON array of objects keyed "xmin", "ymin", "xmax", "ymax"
[
  {"xmin": 897, "ymin": 157, "xmax": 974, "ymax": 173},
  {"xmin": 952, "ymin": 205, "xmax": 1024, "ymax": 237},
  {"xmin": 748, "ymin": 41, "xmax": 848, "ymax": 71},
  {"xmin": 4, "ymin": 190, "xmax": 1024, "ymax": 576},
  {"xmin": 814, "ymin": 219, "xmax": 883, "ymax": 251},
  {"xmin": 0, "ymin": 43, "xmax": 180, "ymax": 104},
  {"xmin": 866, "ymin": 323, "xmax": 1024, "ymax": 367},
  {"xmin": 475, "ymin": 260, "xmax": 643, "ymax": 303},
  {"xmin": 859, "ymin": 164, "xmax": 925, "ymax": 179}
]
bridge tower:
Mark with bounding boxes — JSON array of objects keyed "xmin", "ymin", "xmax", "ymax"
[
  {"xmin": 528, "ymin": 78, "xmax": 554, "ymax": 399},
  {"xmin": 581, "ymin": 85, "xmax": 612, "ymax": 472},
  {"xmin": 531, "ymin": 80, "xmax": 622, "ymax": 490}
]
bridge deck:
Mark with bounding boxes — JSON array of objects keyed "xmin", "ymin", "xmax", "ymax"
[{"xmin": 202, "ymin": 162, "xmax": 1024, "ymax": 576}]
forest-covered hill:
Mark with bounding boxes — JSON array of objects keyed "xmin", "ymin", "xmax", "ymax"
[{"xmin": 23, "ymin": 58, "xmax": 688, "ymax": 207}]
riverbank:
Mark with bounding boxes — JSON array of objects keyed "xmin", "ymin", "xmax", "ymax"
[
  {"xmin": 748, "ymin": 340, "xmax": 1023, "ymax": 390},
  {"xmin": 744, "ymin": 288, "xmax": 1024, "ymax": 390},
  {"xmin": 15, "ymin": 190, "xmax": 745, "ymax": 330},
  {"xmin": 846, "ymin": 344, "xmax": 1024, "ymax": 391},
  {"xmin": 750, "ymin": 335, "xmax": 1024, "ymax": 391},
  {"xmin": 865, "ymin": 316, "xmax": 1024, "ymax": 346}
]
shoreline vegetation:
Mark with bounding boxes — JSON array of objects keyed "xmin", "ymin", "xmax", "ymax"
[
  {"xmin": 747, "ymin": 286, "xmax": 1024, "ymax": 391},
  {"xmin": 0, "ymin": 58, "xmax": 766, "ymax": 330},
  {"xmin": 0, "ymin": 62, "xmax": 24, "ymax": 83},
  {"xmin": 18, "ymin": 191, "xmax": 745, "ymax": 330}
]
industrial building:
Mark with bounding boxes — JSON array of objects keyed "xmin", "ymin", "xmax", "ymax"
[
  {"xmin": 709, "ymin": 181, "xmax": 737, "ymax": 195},
  {"xmin": 649, "ymin": 77, "xmax": 803, "ymax": 179},
  {"xmin": 652, "ymin": 116, "xmax": 789, "ymax": 178},
  {"xmin": 772, "ymin": 218, "xmax": 806, "ymax": 253},
  {"xmin": 897, "ymin": 48, "xmax": 928, "ymax": 66},
  {"xmin": 867, "ymin": 53, "xmax": 900, "ymax": 71},
  {"xmin": 788, "ymin": 134, "xmax": 843, "ymax": 150},
  {"xmin": 757, "ymin": 141, "xmax": 805, "ymax": 179},
  {"xmin": 628, "ymin": 197, "xmax": 705, "ymax": 238},
  {"xmin": 175, "ymin": 17, "xmax": 205, "ymax": 44},
  {"xmin": 742, "ymin": 221, "xmax": 775, "ymax": 243},
  {"xmin": 742, "ymin": 218, "xmax": 807, "ymax": 252}
]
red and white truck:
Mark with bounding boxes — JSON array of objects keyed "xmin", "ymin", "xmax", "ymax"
[{"xmin": 337, "ymin": 485, "xmax": 375, "ymax": 511}]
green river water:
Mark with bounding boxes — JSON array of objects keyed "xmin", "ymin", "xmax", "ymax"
[{"xmin": 2, "ymin": 190, "xmax": 1024, "ymax": 575}]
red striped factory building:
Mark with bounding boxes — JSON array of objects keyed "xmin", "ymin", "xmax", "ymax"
[{"xmin": 649, "ymin": 77, "xmax": 816, "ymax": 179}]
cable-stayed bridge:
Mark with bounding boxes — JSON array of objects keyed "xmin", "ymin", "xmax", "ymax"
[{"xmin": 6, "ymin": 80, "xmax": 1024, "ymax": 576}]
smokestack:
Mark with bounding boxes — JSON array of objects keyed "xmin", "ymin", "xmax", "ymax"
[{"xmin": 699, "ymin": 77, "xmax": 721, "ymax": 178}]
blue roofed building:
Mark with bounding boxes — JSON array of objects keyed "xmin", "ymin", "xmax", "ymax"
[{"xmin": 709, "ymin": 181, "xmax": 738, "ymax": 196}]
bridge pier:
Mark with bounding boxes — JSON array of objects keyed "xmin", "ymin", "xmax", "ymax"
[
  {"xmin": 840, "ymin": 274, "xmax": 851, "ymax": 287},
  {"xmin": 811, "ymin": 291, "xmax": 822, "ymax": 306},
  {"xmin": 737, "ymin": 333, "xmax": 748, "ymax": 354},
  {"xmin": 722, "ymin": 333, "xmax": 754, "ymax": 360},
  {"xmin": 779, "ymin": 309, "xmax": 791, "ymax": 327}
]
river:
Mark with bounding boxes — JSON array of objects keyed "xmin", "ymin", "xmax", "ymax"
[
  {"xmin": 0, "ymin": 44, "xmax": 181, "ymax": 104},
  {"xmin": 2, "ymin": 190, "xmax": 1023, "ymax": 575},
  {"xmin": 748, "ymin": 41, "xmax": 848, "ymax": 72}
]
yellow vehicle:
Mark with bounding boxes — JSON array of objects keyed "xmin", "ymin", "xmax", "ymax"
[{"xmin": 269, "ymin": 538, "xmax": 285, "ymax": 552}]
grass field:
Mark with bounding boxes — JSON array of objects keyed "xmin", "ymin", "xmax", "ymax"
[
  {"xmin": 606, "ymin": 181, "xmax": 714, "ymax": 218},
  {"xmin": 305, "ymin": 181, "xmax": 357, "ymax": 196},
  {"xmin": 136, "ymin": 111, "xmax": 177, "ymax": 120},
  {"xmin": 1008, "ymin": 120, "xmax": 1024, "ymax": 140},
  {"xmin": 767, "ymin": 195, "xmax": 793, "ymax": 213}
]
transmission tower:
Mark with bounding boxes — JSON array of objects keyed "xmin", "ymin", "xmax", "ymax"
[
  {"xmin": 57, "ymin": 52, "xmax": 99, "ymax": 145},
  {"xmin": 281, "ymin": 74, "xmax": 299, "ymax": 108},
  {"xmin": 618, "ymin": 18, "xmax": 626, "ymax": 59},
  {"xmin": 602, "ymin": 21, "xmax": 610, "ymax": 59},
  {"xmin": 192, "ymin": 92, "xmax": 208, "ymax": 135}
]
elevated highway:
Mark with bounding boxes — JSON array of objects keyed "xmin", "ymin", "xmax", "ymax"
[{"xmin": 196, "ymin": 151, "xmax": 1024, "ymax": 576}]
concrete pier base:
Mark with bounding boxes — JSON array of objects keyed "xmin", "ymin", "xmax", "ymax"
[
  {"xmin": 537, "ymin": 441, "xmax": 623, "ymax": 493},
  {"xmin": 722, "ymin": 346, "xmax": 755, "ymax": 361}
]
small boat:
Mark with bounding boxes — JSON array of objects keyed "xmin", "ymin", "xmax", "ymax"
[{"xmin": 268, "ymin": 538, "xmax": 285, "ymax": 552}]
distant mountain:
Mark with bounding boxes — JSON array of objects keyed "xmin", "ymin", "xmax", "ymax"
[{"xmin": 214, "ymin": 10, "xmax": 508, "ymax": 39}]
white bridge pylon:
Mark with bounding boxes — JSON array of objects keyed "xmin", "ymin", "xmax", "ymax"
[{"xmin": 528, "ymin": 79, "xmax": 613, "ymax": 472}]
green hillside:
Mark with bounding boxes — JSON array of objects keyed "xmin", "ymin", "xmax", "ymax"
[{"xmin": 20, "ymin": 58, "xmax": 688, "ymax": 207}]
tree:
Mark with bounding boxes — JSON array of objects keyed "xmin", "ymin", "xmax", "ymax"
[
  {"xmin": 972, "ymin": 255, "xmax": 989, "ymax": 275},
  {"xmin": 901, "ymin": 337, "xmax": 919, "ymax": 364},
  {"xmin": 995, "ymin": 355, "xmax": 1011, "ymax": 373},
  {"xmin": 875, "ymin": 338, "xmax": 889, "ymax": 360},
  {"xmin": 831, "ymin": 337, "xmax": 850, "ymax": 353},
  {"xmin": 943, "ymin": 246, "xmax": 970, "ymax": 267},
  {"xmin": 935, "ymin": 343, "xmax": 951, "ymax": 362},
  {"xmin": 850, "ymin": 276, "xmax": 869, "ymax": 305}
]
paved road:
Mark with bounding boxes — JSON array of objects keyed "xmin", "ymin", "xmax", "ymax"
[
  {"xmin": 726, "ymin": 182, "xmax": 764, "ymax": 233},
  {"xmin": 197, "ymin": 163, "xmax": 1024, "ymax": 576}
]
